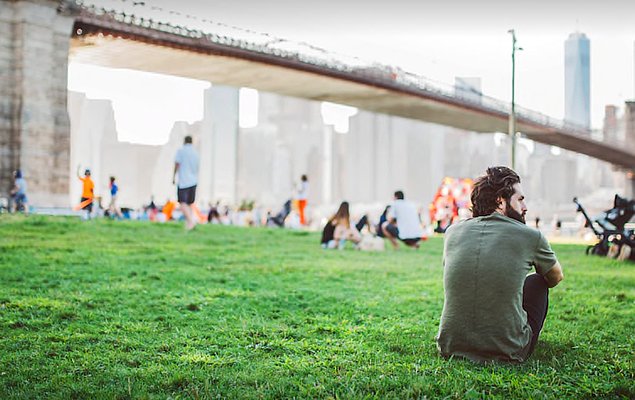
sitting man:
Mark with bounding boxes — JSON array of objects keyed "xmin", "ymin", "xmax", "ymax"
[
  {"xmin": 437, "ymin": 166, "xmax": 564, "ymax": 363},
  {"xmin": 381, "ymin": 190, "xmax": 424, "ymax": 249}
]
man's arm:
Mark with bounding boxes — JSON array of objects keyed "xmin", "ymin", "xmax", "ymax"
[
  {"xmin": 173, "ymin": 163, "xmax": 179, "ymax": 185},
  {"xmin": 543, "ymin": 261, "xmax": 564, "ymax": 288},
  {"xmin": 76, "ymin": 165, "xmax": 82, "ymax": 179}
]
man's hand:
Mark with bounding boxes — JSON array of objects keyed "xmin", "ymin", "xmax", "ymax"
[{"xmin": 543, "ymin": 261, "xmax": 564, "ymax": 288}]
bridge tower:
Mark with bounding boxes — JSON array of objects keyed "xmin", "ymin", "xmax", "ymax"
[{"xmin": 0, "ymin": 0, "xmax": 76, "ymax": 207}]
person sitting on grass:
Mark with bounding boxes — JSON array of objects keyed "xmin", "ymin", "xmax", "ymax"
[
  {"xmin": 437, "ymin": 166, "xmax": 564, "ymax": 363},
  {"xmin": 381, "ymin": 190, "xmax": 424, "ymax": 249},
  {"xmin": 321, "ymin": 201, "xmax": 362, "ymax": 249}
]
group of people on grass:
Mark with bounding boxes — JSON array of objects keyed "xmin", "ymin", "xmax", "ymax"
[
  {"xmin": 74, "ymin": 136, "xmax": 310, "ymax": 231},
  {"xmin": 75, "ymin": 167, "xmax": 123, "ymax": 220},
  {"xmin": 71, "ymin": 135, "xmax": 199, "ymax": 227},
  {"xmin": 320, "ymin": 190, "xmax": 425, "ymax": 250}
]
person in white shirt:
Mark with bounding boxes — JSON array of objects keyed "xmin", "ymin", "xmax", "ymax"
[
  {"xmin": 173, "ymin": 136, "xmax": 200, "ymax": 230},
  {"xmin": 381, "ymin": 190, "xmax": 424, "ymax": 249}
]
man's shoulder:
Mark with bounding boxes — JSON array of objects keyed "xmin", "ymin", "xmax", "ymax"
[
  {"xmin": 183, "ymin": 145, "xmax": 198, "ymax": 157},
  {"xmin": 487, "ymin": 213, "xmax": 541, "ymax": 239},
  {"xmin": 395, "ymin": 199, "xmax": 416, "ymax": 211},
  {"xmin": 445, "ymin": 217, "xmax": 474, "ymax": 234},
  {"xmin": 449, "ymin": 214, "xmax": 538, "ymax": 233}
]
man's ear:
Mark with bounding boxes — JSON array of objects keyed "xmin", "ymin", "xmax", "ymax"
[{"xmin": 496, "ymin": 197, "xmax": 506, "ymax": 212}]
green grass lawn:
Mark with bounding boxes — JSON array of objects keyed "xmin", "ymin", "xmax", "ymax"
[{"xmin": 0, "ymin": 215, "xmax": 633, "ymax": 399}]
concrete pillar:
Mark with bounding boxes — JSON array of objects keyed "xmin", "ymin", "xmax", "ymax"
[
  {"xmin": 624, "ymin": 173, "xmax": 635, "ymax": 199},
  {"xmin": 624, "ymin": 101, "xmax": 635, "ymax": 153},
  {"xmin": 0, "ymin": 0, "xmax": 76, "ymax": 206},
  {"xmin": 200, "ymin": 85, "xmax": 239, "ymax": 204},
  {"xmin": 321, "ymin": 125, "xmax": 333, "ymax": 205}
]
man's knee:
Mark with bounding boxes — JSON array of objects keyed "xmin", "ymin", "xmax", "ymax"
[
  {"xmin": 381, "ymin": 222, "xmax": 391, "ymax": 236},
  {"xmin": 524, "ymin": 273, "xmax": 548, "ymax": 292}
]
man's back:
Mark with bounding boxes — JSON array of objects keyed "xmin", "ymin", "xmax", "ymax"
[
  {"xmin": 15, "ymin": 178, "xmax": 27, "ymax": 195},
  {"xmin": 437, "ymin": 213, "xmax": 557, "ymax": 362},
  {"xmin": 390, "ymin": 199, "xmax": 423, "ymax": 239},
  {"xmin": 175, "ymin": 144, "xmax": 199, "ymax": 188}
]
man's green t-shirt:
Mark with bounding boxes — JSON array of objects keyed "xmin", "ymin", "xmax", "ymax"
[{"xmin": 437, "ymin": 212, "xmax": 558, "ymax": 363}]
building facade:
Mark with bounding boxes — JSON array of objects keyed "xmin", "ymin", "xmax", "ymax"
[{"xmin": 564, "ymin": 32, "xmax": 591, "ymax": 128}]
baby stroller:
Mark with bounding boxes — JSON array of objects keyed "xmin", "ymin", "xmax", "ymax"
[
  {"xmin": 574, "ymin": 195, "xmax": 635, "ymax": 260},
  {"xmin": 267, "ymin": 199, "xmax": 291, "ymax": 227}
]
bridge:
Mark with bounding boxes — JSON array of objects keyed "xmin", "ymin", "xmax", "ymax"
[{"xmin": 1, "ymin": 0, "xmax": 634, "ymax": 206}]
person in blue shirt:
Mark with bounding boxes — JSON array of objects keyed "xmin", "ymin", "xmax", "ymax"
[
  {"xmin": 108, "ymin": 176, "xmax": 123, "ymax": 219},
  {"xmin": 10, "ymin": 169, "xmax": 29, "ymax": 214}
]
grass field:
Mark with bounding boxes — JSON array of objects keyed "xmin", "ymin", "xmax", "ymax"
[{"xmin": 0, "ymin": 215, "xmax": 633, "ymax": 399}]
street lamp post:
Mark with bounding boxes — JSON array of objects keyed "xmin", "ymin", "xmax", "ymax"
[{"xmin": 508, "ymin": 29, "xmax": 522, "ymax": 169}]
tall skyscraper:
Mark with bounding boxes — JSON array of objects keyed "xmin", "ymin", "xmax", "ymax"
[{"xmin": 564, "ymin": 32, "xmax": 591, "ymax": 128}]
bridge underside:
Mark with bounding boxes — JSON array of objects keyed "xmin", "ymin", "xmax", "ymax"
[
  {"xmin": 70, "ymin": 35, "xmax": 507, "ymax": 133},
  {"xmin": 69, "ymin": 34, "xmax": 635, "ymax": 170}
]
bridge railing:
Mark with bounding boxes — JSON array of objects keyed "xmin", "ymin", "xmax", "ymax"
[{"xmin": 76, "ymin": 0, "xmax": 606, "ymax": 143}]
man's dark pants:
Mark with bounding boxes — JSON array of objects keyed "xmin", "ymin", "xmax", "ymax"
[{"xmin": 523, "ymin": 273, "xmax": 549, "ymax": 357}]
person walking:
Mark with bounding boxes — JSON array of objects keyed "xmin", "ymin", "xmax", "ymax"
[
  {"xmin": 107, "ymin": 176, "xmax": 123, "ymax": 219},
  {"xmin": 173, "ymin": 135, "xmax": 200, "ymax": 230},
  {"xmin": 437, "ymin": 166, "xmax": 564, "ymax": 363}
]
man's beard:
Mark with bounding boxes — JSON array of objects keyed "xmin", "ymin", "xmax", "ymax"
[{"xmin": 505, "ymin": 203, "xmax": 526, "ymax": 224}]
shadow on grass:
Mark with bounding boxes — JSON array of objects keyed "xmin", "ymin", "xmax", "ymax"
[{"xmin": 531, "ymin": 339, "xmax": 577, "ymax": 361}]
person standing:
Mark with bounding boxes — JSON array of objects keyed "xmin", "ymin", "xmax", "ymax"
[
  {"xmin": 296, "ymin": 174, "xmax": 309, "ymax": 226},
  {"xmin": 437, "ymin": 166, "xmax": 564, "ymax": 363},
  {"xmin": 381, "ymin": 190, "xmax": 424, "ymax": 249},
  {"xmin": 77, "ymin": 166, "xmax": 94, "ymax": 219},
  {"xmin": 10, "ymin": 169, "xmax": 29, "ymax": 215},
  {"xmin": 173, "ymin": 135, "xmax": 199, "ymax": 230},
  {"xmin": 108, "ymin": 176, "xmax": 123, "ymax": 219}
]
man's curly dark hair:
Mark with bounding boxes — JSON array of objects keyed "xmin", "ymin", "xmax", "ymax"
[{"xmin": 471, "ymin": 166, "xmax": 521, "ymax": 217}]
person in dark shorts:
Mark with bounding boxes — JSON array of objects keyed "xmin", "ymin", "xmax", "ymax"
[
  {"xmin": 173, "ymin": 136, "xmax": 200, "ymax": 230},
  {"xmin": 437, "ymin": 166, "xmax": 564, "ymax": 363}
]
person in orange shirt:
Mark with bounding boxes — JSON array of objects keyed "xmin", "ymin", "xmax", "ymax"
[{"xmin": 77, "ymin": 166, "xmax": 95, "ymax": 219}]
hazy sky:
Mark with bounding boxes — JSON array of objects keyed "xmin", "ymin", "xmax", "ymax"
[{"xmin": 71, "ymin": 0, "xmax": 635, "ymax": 143}]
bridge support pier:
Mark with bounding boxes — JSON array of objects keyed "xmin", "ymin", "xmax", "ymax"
[
  {"xmin": 200, "ymin": 85, "xmax": 239, "ymax": 205},
  {"xmin": 625, "ymin": 172, "xmax": 635, "ymax": 199},
  {"xmin": 0, "ymin": 0, "xmax": 75, "ymax": 207}
]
